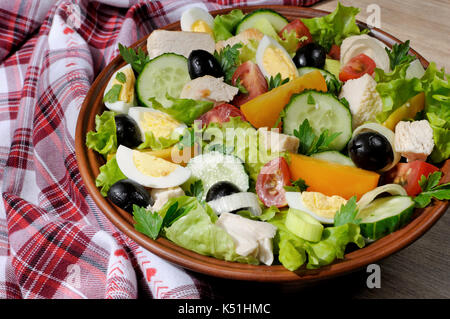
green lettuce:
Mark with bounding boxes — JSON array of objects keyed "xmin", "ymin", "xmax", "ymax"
[
  {"xmin": 162, "ymin": 196, "xmax": 258, "ymax": 264},
  {"xmin": 301, "ymin": 2, "xmax": 367, "ymax": 51},
  {"xmin": 95, "ymin": 156, "xmax": 126, "ymax": 196},
  {"xmin": 86, "ymin": 111, "xmax": 117, "ymax": 156},
  {"xmin": 137, "ymin": 131, "xmax": 181, "ymax": 150},
  {"xmin": 269, "ymin": 211, "xmax": 365, "ymax": 271},
  {"xmin": 213, "ymin": 9, "xmax": 245, "ymax": 42},
  {"xmin": 149, "ymin": 95, "xmax": 214, "ymax": 125}
]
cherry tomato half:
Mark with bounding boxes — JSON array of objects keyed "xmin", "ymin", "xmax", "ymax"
[
  {"xmin": 384, "ymin": 160, "xmax": 439, "ymax": 196},
  {"xmin": 278, "ymin": 19, "xmax": 313, "ymax": 50},
  {"xmin": 231, "ymin": 61, "xmax": 268, "ymax": 106},
  {"xmin": 197, "ymin": 103, "xmax": 246, "ymax": 127},
  {"xmin": 256, "ymin": 157, "xmax": 292, "ymax": 207},
  {"xmin": 339, "ymin": 53, "xmax": 376, "ymax": 82}
]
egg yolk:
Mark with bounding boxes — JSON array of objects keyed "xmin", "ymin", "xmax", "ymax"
[
  {"xmin": 301, "ymin": 191, "xmax": 347, "ymax": 219},
  {"xmin": 132, "ymin": 151, "xmax": 177, "ymax": 177},
  {"xmin": 191, "ymin": 20, "xmax": 213, "ymax": 36},
  {"xmin": 140, "ymin": 112, "xmax": 181, "ymax": 138},
  {"xmin": 111, "ymin": 67, "xmax": 135, "ymax": 103},
  {"xmin": 262, "ymin": 46, "xmax": 297, "ymax": 80}
]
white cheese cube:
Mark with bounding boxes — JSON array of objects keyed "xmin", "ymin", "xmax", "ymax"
[
  {"xmin": 339, "ymin": 73, "xmax": 383, "ymax": 129},
  {"xmin": 258, "ymin": 127, "xmax": 300, "ymax": 153},
  {"xmin": 149, "ymin": 186, "xmax": 185, "ymax": 212},
  {"xmin": 394, "ymin": 120, "xmax": 435, "ymax": 161},
  {"xmin": 146, "ymin": 30, "xmax": 215, "ymax": 59},
  {"xmin": 180, "ymin": 75, "xmax": 238, "ymax": 103}
]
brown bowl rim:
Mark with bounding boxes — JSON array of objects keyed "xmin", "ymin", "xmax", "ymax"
[{"xmin": 75, "ymin": 5, "xmax": 449, "ymax": 283}]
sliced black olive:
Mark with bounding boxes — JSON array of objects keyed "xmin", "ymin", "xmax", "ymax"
[
  {"xmin": 206, "ymin": 181, "xmax": 241, "ymax": 202},
  {"xmin": 188, "ymin": 50, "xmax": 224, "ymax": 79},
  {"xmin": 293, "ymin": 43, "xmax": 327, "ymax": 69},
  {"xmin": 348, "ymin": 132, "xmax": 394, "ymax": 171},
  {"xmin": 107, "ymin": 179, "xmax": 153, "ymax": 213},
  {"xmin": 115, "ymin": 114, "xmax": 142, "ymax": 148}
]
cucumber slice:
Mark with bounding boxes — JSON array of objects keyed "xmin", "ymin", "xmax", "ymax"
[
  {"xmin": 185, "ymin": 151, "xmax": 249, "ymax": 200},
  {"xmin": 358, "ymin": 196, "xmax": 415, "ymax": 241},
  {"xmin": 324, "ymin": 58, "xmax": 341, "ymax": 79},
  {"xmin": 283, "ymin": 91, "xmax": 352, "ymax": 151},
  {"xmin": 311, "ymin": 151, "xmax": 355, "ymax": 167},
  {"xmin": 236, "ymin": 9, "xmax": 288, "ymax": 34},
  {"xmin": 297, "ymin": 67, "xmax": 342, "ymax": 96},
  {"xmin": 136, "ymin": 53, "xmax": 190, "ymax": 108},
  {"xmin": 285, "ymin": 208, "xmax": 324, "ymax": 242}
]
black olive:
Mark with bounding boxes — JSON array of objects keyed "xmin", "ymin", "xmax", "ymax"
[
  {"xmin": 348, "ymin": 132, "xmax": 394, "ymax": 171},
  {"xmin": 293, "ymin": 43, "xmax": 327, "ymax": 69},
  {"xmin": 206, "ymin": 181, "xmax": 241, "ymax": 202},
  {"xmin": 115, "ymin": 114, "xmax": 142, "ymax": 148},
  {"xmin": 107, "ymin": 179, "xmax": 153, "ymax": 213},
  {"xmin": 188, "ymin": 50, "xmax": 224, "ymax": 79}
]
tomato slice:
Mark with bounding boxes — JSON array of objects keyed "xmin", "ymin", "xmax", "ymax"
[
  {"xmin": 384, "ymin": 160, "xmax": 439, "ymax": 196},
  {"xmin": 197, "ymin": 103, "xmax": 246, "ymax": 127},
  {"xmin": 256, "ymin": 157, "xmax": 291, "ymax": 207},
  {"xmin": 278, "ymin": 19, "xmax": 313, "ymax": 50},
  {"xmin": 328, "ymin": 44, "xmax": 340, "ymax": 60},
  {"xmin": 231, "ymin": 61, "xmax": 268, "ymax": 106},
  {"xmin": 339, "ymin": 53, "xmax": 376, "ymax": 82}
]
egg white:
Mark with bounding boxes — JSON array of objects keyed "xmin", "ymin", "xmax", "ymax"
[
  {"xmin": 255, "ymin": 35, "xmax": 298, "ymax": 80},
  {"xmin": 128, "ymin": 106, "xmax": 187, "ymax": 141},
  {"xmin": 285, "ymin": 192, "xmax": 334, "ymax": 224},
  {"xmin": 116, "ymin": 145, "xmax": 191, "ymax": 188},
  {"xmin": 180, "ymin": 7, "xmax": 214, "ymax": 33},
  {"xmin": 104, "ymin": 64, "xmax": 136, "ymax": 114}
]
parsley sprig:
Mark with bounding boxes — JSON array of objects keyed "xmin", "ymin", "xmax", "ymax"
[
  {"xmin": 385, "ymin": 40, "xmax": 416, "ymax": 70},
  {"xmin": 334, "ymin": 196, "xmax": 361, "ymax": 226},
  {"xmin": 214, "ymin": 43, "xmax": 242, "ymax": 83},
  {"xmin": 118, "ymin": 43, "xmax": 150, "ymax": 74},
  {"xmin": 267, "ymin": 73, "xmax": 289, "ymax": 91},
  {"xmin": 414, "ymin": 172, "xmax": 450, "ymax": 208},
  {"xmin": 284, "ymin": 178, "xmax": 309, "ymax": 192},
  {"xmin": 294, "ymin": 119, "xmax": 341, "ymax": 156},
  {"xmin": 185, "ymin": 180, "xmax": 204, "ymax": 203}
]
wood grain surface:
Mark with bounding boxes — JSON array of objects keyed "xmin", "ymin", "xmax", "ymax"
[{"xmin": 209, "ymin": 0, "xmax": 450, "ymax": 299}]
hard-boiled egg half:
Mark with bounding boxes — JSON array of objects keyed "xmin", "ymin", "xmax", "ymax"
[
  {"xmin": 104, "ymin": 64, "xmax": 136, "ymax": 113},
  {"xmin": 180, "ymin": 7, "xmax": 214, "ymax": 36},
  {"xmin": 128, "ymin": 107, "xmax": 186, "ymax": 142},
  {"xmin": 116, "ymin": 145, "xmax": 191, "ymax": 188},
  {"xmin": 255, "ymin": 35, "xmax": 298, "ymax": 81},
  {"xmin": 285, "ymin": 191, "xmax": 347, "ymax": 224}
]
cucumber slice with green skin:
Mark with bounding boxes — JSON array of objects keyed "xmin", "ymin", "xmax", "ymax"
[
  {"xmin": 297, "ymin": 67, "xmax": 342, "ymax": 96},
  {"xmin": 311, "ymin": 151, "xmax": 355, "ymax": 167},
  {"xmin": 358, "ymin": 195, "xmax": 415, "ymax": 241},
  {"xmin": 285, "ymin": 208, "xmax": 324, "ymax": 242},
  {"xmin": 282, "ymin": 91, "xmax": 352, "ymax": 151},
  {"xmin": 236, "ymin": 9, "xmax": 288, "ymax": 34},
  {"xmin": 136, "ymin": 53, "xmax": 190, "ymax": 108}
]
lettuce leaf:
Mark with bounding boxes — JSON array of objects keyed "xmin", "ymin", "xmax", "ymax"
[
  {"xmin": 149, "ymin": 95, "xmax": 214, "ymax": 125},
  {"xmin": 162, "ymin": 196, "xmax": 258, "ymax": 264},
  {"xmin": 301, "ymin": 2, "xmax": 367, "ymax": 51},
  {"xmin": 213, "ymin": 9, "xmax": 245, "ymax": 42},
  {"xmin": 137, "ymin": 131, "xmax": 181, "ymax": 150},
  {"xmin": 86, "ymin": 111, "xmax": 117, "ymax": 156},
  {"xmin": 269, "ymin": 211, "xmax": 365, "ymax": 271},
  {"xmin": 95, "ymin": 156, "xmax": 126, "ymax": 196}
]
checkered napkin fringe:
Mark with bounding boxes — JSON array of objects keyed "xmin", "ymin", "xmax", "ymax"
[{"xmin": 0, "ymin": 0, "xmax": 319, "ymax": 299}]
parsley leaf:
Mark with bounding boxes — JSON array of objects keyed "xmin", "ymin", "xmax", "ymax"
[
  {"xmin": 162, "ymin": 202, "xmax": 189, "ymax": 228},
  {"xmin": 118, "ymin": 43, "xmax": 150, "ymax": 74},
  {"xmin": 414, "ymin": 172, "xmax": 450, "ymax": 208},
  {"xmin": 115, "ymin": 72, "xmax": 126, "ymax": 83},
  {"xmin": 267, "ymin": 73, "xmax": 289, "ymax": 91},
  {"xmin": 385, "ymin": 40, "xmax": 416, "ymax": 70},
  {"xmin": 103, "ymin": 84, "xmax": 122, "ymax": 103},
  {"xmin": 334, "ymin": 196, "xmax": 361, "ymax": 226},
  {"xmin": 235, "ymin": 77, "xmax": 248, "ymax": 94},
  {"xmin": 307, "ymin": 93, "xmax": 316, "ymax": 105},
  {"xmin": 132, "ymin": 205, "xmax": 163, "ymax": 240},
  {"xmin": 185, "ymin": 180, "xmax": 204, "ymax": 203},
  {"xmin": 214, "ymin": 43, "xmax": 242, "ymax": 83},
  {"xmin": 294, "ymin": 119, "xmax": 341, "ymax": 156},
  {"xmin": 284, "ymin": 178, "xmax": 309, "ymax": 192}
]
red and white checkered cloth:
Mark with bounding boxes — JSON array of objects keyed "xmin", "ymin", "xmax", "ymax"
[{"xmin": 0, "ymin": 0, "xmax": 320, "ymax": 299}]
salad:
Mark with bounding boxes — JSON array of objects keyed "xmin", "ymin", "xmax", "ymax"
[{"xmin": 86, "ymin": 3, "xmax": 450, "ymax": 271}]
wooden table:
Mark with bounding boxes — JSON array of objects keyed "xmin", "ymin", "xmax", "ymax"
[{"xmin": 209, "ymin": 0, "xmax": 450, "ymax": 299}]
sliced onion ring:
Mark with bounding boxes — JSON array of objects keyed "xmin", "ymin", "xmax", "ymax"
[
  {"xmin": 357, "ymin": 184, "xmax": 407, "ymax": 211},
  {"xmin": 352, "ymin": 122, "xmax": 401, "ymax": 172}
]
